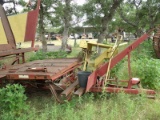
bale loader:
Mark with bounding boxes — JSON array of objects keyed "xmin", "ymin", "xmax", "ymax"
[{"xmin": 0, "ymin": 0, "xmax": 159, "ymax": 103}]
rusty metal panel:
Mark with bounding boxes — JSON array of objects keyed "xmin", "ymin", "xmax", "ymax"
[
  {"xmin": 0, "ymin": 44, "xmax": 12, "ymax": 51},
  {"xmin": 74, "ymin": 87, "xmax": 85, "ymax": 96},
  {"xmin": 0, "ymin": 47, "xmax": 35, "ymax": 57},
  {"xmin": 0, "ymin": 69, "xmax": 8, "ymax": 79},
  {"xmin": 90, "ymin": 87, "xmax": 155, "ymax": 95},
  {"xmin": 6, "ymin": 58, "xmax": 81, "ymax": 81},
  {"xmin": 61, "ymin": 80, "xmax": 78, "ymax": 96},
  {"xmin": 25, "ymin": 0, "xmax": 40, "ymax": 47}
]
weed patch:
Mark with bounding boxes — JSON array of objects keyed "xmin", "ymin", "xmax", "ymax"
[
  {"xmin": 29, "ymin": 50, "xmax": 68, "ymax": 61},
  {"xmin": 0, "ymin": 84, "xmax": 29, "ymax": 119}
]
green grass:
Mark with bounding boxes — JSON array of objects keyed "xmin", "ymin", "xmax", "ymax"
[
  {"xmin": 67, "ymin": 47, "xmax": 82, "ymax": 58},
  {"xmin": 1, "ymin": 92, "xmax": 160, "ymax": 120}
]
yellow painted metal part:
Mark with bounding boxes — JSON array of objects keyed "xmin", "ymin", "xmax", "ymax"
[
  {"xmin": 9, "ymin": 13, "xmax": 28, "ymax": 43},
  {"xmin": 0, "ymin": 13, "xmax": 27, "ymax": 44},
  {"xmin": 0, "ymin": 20, "xmax": 7, "ymax": 44},
  {"xmin": 79, "ymin": 40, "xmax": 88, "ymax": 48},
  {"xmin": 105, "ymin": 35, "xmax": 123, "ymax": 83},
  {"xmin": 94, "ymin": 48, "xmax": 118, "ymax": 68},
  {"xmin": 79, "ymin": 40, "xmax": 118, "ymax": 71}
]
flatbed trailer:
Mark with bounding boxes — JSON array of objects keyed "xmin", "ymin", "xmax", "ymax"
[
  {"xmin": 0, "ymin": 58, "xmax": 82, "ymax": 103},
  {"xmin": 5, "ymin": 58, "xmax": 80, "ymax": 81}
]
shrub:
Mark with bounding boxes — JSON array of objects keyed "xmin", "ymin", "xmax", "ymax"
[
  {"xmin": 29, "ymin": 51, "xmax": 46, "ymax": 61},
  {"xmin": 29, "ymin": 50, "xmax": 68, "ymax": 61},
  {"xmin": 110, "ymin": 40, "xmax": 160, "ymax": 89},
  {"xmin": 0, "ymin": 84, "xmax": 28, "ymax": 114},
  {"xmin": 46, "ymin": 51, "xmax": 68, "ymax": 58},
  {"xmin": 131, "ymin": 58, "xmax": 160, "ymax": 89},
  {"xmin": 114, "ymin": 57, "xmax": 160, "ymax": 90},
  {"xmin": 132, "ymin": 39, "xmax": 156, "ymax": 59}
]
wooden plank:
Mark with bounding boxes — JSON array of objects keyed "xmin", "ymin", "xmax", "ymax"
[{"xmin": 74, "ymin": 87, "xmax": 85, "ymax": 97}]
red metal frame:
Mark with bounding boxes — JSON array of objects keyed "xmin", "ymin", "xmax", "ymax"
[
  {"xmin": 86, "ymin": 32, "xmax": 155, "ymax": 95},
  {"xmin": 0, "ymin": 1, "xmax": 40, "ymax": 65},
  {"xmin": 25, "ymin": 0, "xmax": 41, "ymax": 47},
  {"xmin": 90, "ymin": 87, "xmax": 155, "ymax": 95}
]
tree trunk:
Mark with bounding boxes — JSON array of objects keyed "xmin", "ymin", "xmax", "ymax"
[
  {"xmin": 134, "ymin": 28, "xmax": 144, "ymax": 38},
  {"xmin": 73, "ymin": 33, "xmax": 77, "ymax": 47},
  {"xmin": 61, "ymin": 27, "xmax": 69, "ymax": 50},
  {"xmin": 39, "ymin": 3, "xmax": 47, "ymax": 52},
  {"xmin": 97, "ymin": 28, "xmax": 108, "ymax": 43},
  {"xmin": 61, "ymin": 0, "xmax": 71, "ymax": 51}
]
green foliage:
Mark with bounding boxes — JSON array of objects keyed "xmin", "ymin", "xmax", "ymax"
[
  {"xmin": 111, "ymin": 40, "xmax": 160, "ymax": 89},
  {"xmin": 46, "ymin": 51, "xmax": 68, "ymax": 58},
  {"xmin": 29, "ymin": 51, "xmax": 46, "ymax": 61},
  {"xmin": 0, "ymin": 84, "xmax": 28, "ymax": 114},
  {"xmin": 117, "ymin": 0, "xmax": 160, "ymax": 36},
  {"xmin": 110, "ymin": 59, "xmax": 126, "ymax": 78},
  {"xmin": 131, "ymin": 58, "xmax": 160, "ymax": 89},
  {"xmin": 0, "ymin": 62, "xmax": 2, "ymax": 68},
  {"xmin": 115, "ymin": 58, "xmax": 160, "ymax": 89},
  {"xmin": 1, "ymin": 92, "xmax": 160, "ymax": 120},
  {"xmin": 83, "ymin": 0, "xmax": 123, "ymax": 31},
  {"xmin": 130, "ymin": 40, "xmax": 159, "ymax": 89},
  {"xmin": 29, "ymin": 50, "xmax": 68, "ymax": 61},
  {"xmin": 67, "ymin": 47, "xmax": 81, "ymax": 58},
  {"xmin": 132, "ymin": 40, "xmax": 156, "ymax": 59}
]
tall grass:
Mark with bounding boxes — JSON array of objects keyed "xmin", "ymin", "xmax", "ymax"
[{"xmin": 1, "ymin": 92, "xmax": 160, "ymax": 120}]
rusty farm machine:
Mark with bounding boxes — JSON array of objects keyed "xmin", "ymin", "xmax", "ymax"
[{"xmin": 0, "ymin": 0, "xmax": 159, "ymax": 103}]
